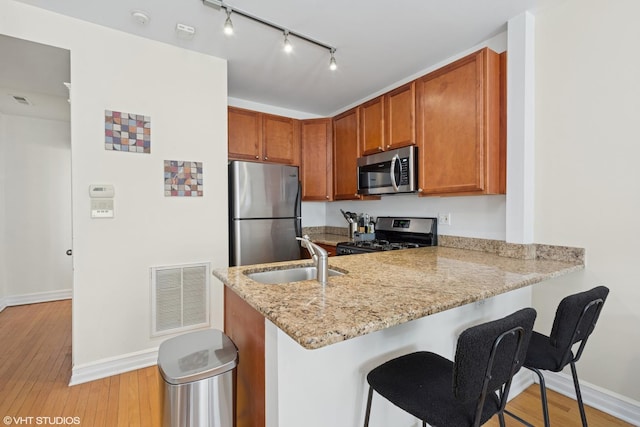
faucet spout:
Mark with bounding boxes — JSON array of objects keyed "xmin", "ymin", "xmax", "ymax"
[{"xmin": 296, "ymin": 235, "xmax": 329, "ymax": 285}]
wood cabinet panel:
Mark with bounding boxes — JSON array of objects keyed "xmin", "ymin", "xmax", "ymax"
[
  {"xmin": 224, "ymin": 287, "xmax": 265, "ymax": 427},
  {"xmin": 333, "ymin": 108, "xmax": 361, "ymax": 200},
  {"xmin": 386, "ymin": 82, "xmax": 416, "ymax": 150},
  {"xmin": 301, "ymin": 118, "xmax": 332, "ymax": 201},
  {"xmin": 301, "ymin": 243, "xmax": 337, "ymax": 258},
  {"xmin": 359, "ymin": 96, "xmax": 385, "ymax": 155},
  {"xmin": 416, "ymin": 48, "xmax": 503, "ymax": 195},
  {"xmin": 228, "ymin": 107, "xmax": 262, "ymax": 161},
  {"xmin": 228, "ymin": 107, "xmax": 299, "ymax": 165},
  {"xmin": 263, "ymin": 114, "xmax": 299, "ymax": 165}
]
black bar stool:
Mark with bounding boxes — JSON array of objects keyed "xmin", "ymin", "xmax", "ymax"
[
  {"xmin": 517, "ymin": 286, "xmax": 609, "ymax": 427},
  {"xmin": 363, "ymin": 308, "xmax": 537, "ymax": 427}
]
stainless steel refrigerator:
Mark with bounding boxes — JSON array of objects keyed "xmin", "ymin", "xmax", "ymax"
[{"xmin": 229, "ymin": 161, "xmax": 302, "ymax": 266}]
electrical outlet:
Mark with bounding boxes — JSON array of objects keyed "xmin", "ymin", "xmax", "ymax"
[{"xmin": 438, "ymin": 213, "xmax": 451, "ymax": 226}]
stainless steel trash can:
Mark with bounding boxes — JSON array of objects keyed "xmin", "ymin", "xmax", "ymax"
[{"xmin": 158, "ymin": 329, "xmax": 238, "ymax": 427}]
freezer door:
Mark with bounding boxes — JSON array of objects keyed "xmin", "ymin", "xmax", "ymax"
[
  {"xmin": 229, "ymin": 161, "xmax": 300, "ymax": 219},
  {"xmin": 230, "ymin": 218, "xmax": 302, "ymax": 266}
]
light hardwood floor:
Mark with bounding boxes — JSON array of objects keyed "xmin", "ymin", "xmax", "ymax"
[{"xmin": 0, "ymin": 300, "xmax": 633, "ymax": 426}]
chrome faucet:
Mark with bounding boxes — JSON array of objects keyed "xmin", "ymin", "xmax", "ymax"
[{"xmin": 296, "ymin": 235, "xmax": 329, "ymax": 285}]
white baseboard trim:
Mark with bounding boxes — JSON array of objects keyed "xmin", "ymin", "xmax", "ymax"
[
  {"xmin": 540, "ymin": 371, "xmax": 640, "ymax": 425},
  {"xmin": 508, "ymin": 369, "xmax": 535, "ymax": 401},
  {"xmin": 70, "ymin": 347, "xmax": 159, "ymax": 386},
  {"xmin": 0, "ymin": 289, "xmax": 72, "ymax": 312}
]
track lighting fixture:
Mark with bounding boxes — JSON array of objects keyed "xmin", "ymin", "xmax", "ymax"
[
  {"xmin": 223, "ymin": 9, "xmax": 234, "ymax": 35},
  {"xmin": 283, "ymin": 31, "xmax": 293, "ymax": 53},
  {"xmin": 202, "ymin": 0, "xmax": 337, "ymax": 71}
]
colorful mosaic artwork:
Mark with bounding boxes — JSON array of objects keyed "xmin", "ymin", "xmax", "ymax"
[
  {"xmin": 105, "ymin": 110, "xmax": 151, "ymax": 153},
  {"xmin": 164, "ymin": 160, "xmax": 203, "ymax": 197}
]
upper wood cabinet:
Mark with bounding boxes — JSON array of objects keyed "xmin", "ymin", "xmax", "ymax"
[
  {"xmin": 333, "ymin": 108, "xmax": 361, "ymax": 200},
  {"xmin": 228, "ymin": 107, "xmax": 262, "ymax": 161},
  {"xmin": 359, "ymin": 96, "xmax": 385, "ymax": 155},
  {"xmin": 385, "ymin": 82, "xmax": 416, "ymax": 150},
  {"xmin": 416, "ymin": 48, "xmax": 504, "ymax": 196},
  {"xmin": 359, "ymin": 83, "xmax": 417, "ymax": 156},
  {"xmin": 301, "ymin": 118, "xmax": 333, "ymax": 201},
  {"xmin": 228, "ymin": 107, "xmax": 300, "ymax": 165}
]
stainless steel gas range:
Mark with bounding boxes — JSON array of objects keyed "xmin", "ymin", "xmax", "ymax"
[{"xmin": 336, "ymin": 216, "xmax": 437, "ymax": 255}]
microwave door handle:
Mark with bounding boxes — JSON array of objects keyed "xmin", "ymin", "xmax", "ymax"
[{"xmin": 390, "ymin": 154, "xmax": 400, "ymax": 192}]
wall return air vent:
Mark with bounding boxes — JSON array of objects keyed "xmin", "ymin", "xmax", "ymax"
[{"xmin": 151, "ymin": 263, "xmax": 210, "ymax": 336}]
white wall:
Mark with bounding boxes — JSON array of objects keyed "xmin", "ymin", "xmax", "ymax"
[
  {"xmin": 1, "ymin": 114, "xmax": 71, "ymax": 297},
  {"xmin": 0, "ymin": 114, "xmax": 7, "ymax": 301},
  {"xmin": 534, "ymin": 0, "xmax": 640, "ymax": 401},
  {"xmin": 314, "ymin": 195, "xmax": 507, "ymax": 240},
  {"xmin": 1, "ymin": 0, "xmax": 228, "ymax": 372}
]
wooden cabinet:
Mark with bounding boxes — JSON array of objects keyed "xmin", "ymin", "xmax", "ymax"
[
  {"xmin": 416, "ymin": 48, "xmax": 504, "ymax": 196},
  {"xmin": 385, "ymin": 82, "xmax": 416, "ymax": 150},
  {"xmin": 359, "ymin": 83, "xmax": 416, "ymax": 156},
  {"xmin": 300, "ymin": 119, "xmax": 333, "ymax": 201},
  {"xmin": 228, "ymin": 106, "xmax": 300, "ymax": 165},
  {"xmin": 301, "ymin": 242, "xmax": 337, "ymax": 258},
  {"xmin": 228, "ymin": 107, "xmax": 262, "ymax": 161},
  {"xmin": 359, "ymin": 96, "xmax": 385, "ymax": 155},
  {"xmin": 224, "ymin": 287, "xmax": 265, "ymax": 427},
  {"xmin": 332, "ymin": 108, "xmax": 361, "ymax": 200}
]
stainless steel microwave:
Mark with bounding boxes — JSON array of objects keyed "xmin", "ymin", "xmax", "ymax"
[{"xmin": 357, "ymin": 146, "xmax": 418, "ymax": 195}]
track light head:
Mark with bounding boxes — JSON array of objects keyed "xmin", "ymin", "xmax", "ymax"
[
  {"xmin": 223, "ymin": 9, "xmax": 234, "ymax": 35},
  {"xmin": 283, "ymin": 31, "xmax": 293, "ymax": 53},
  {"xmin": 329, "ymin": 49, "xmax": 337, "ymax": 71}
]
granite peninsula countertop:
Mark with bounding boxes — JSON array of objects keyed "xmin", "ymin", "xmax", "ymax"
[{"xmin": 213, "ymin": 245, "xmax": 584, "ymax": 350}]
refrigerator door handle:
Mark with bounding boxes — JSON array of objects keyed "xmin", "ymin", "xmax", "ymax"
[{"xmin": 295, "ymin": 180, "xmax": 302, "ymax": 237}]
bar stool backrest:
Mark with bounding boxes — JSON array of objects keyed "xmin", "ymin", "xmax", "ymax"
[
  {"xmin": 453, "ymin": 308, "xmax": 536, "ymax": 404},
  {"xmin": 549, "ymin": 286, "xmax": 609, "ymax": 367}
]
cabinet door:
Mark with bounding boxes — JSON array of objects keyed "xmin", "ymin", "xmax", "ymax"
[
  {"xmin": 416, "ymin": 48, "xmax": 502, "ymax": 195},
  {"xmin": 263, "ymin": 114, "xmax": 299, "ymax": 165},
  {"xmin": 301, "ymin": 119, "xmax": 333, "ymax": 201},
  {"xmin": 333, "ymin": 108, "xmax": 361, "ymax": 200},
  {"xmin": 228, "ymin": 107, "xmax": 262, "ymax": 161},
  {"xmin": 386, "ymin": 82, "xmax": 416, "ymax": 150},
  {"xmin": 359, "ymin": 96, "xmax": 385, "ymax": 155}
]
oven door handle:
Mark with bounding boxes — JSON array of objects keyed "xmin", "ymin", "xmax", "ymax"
[{"xmin": 389, "ymin": 154, "xmax": 400, "ymax": 192}]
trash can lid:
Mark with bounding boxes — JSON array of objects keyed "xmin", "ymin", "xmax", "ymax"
[{"xmin": 158, "ymin": 329, "xmax": 238, "ymax": 385}]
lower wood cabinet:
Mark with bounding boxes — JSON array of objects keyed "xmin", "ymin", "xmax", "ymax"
[
  {"xmin": 224, "ymin": 287, "xmax": 265, "ymax": 427},
  {"xmin": 301, "ymin": 243, "xmax": 337, "ymax": 258}
]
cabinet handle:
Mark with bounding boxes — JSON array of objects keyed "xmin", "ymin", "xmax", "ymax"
[
  {"xmin": 378, "ymin": 147, "xmax": 383, "ymax": 151},
  {"xmin": 386, "ymin": 145, "xmax": 391, "ymax": 148},
  {"xmin": 264, "ymin": 156, "xmax": 268, "ymax": 160},
  {"xmin": 326, "ymin": 196, "xmax": 329, "ymax": 199},
  {"xmin": 418, "ymin": 188, "xmax": 423, "ymax": 193},
  {"xmin": 255, "ymin": 155, "xmax": 259, "ymax": 159}
]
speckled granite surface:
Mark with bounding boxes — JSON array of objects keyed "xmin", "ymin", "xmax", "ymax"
[{"xmin": 213, "ymin": 246, "xmax": 583, "ymax": 350}]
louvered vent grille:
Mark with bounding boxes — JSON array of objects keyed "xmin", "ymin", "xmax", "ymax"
[{"xmin": 151, "ymin": 263, "xmax": 210, "ymax": 336}]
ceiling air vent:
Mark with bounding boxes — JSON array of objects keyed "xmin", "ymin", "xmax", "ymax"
[{"xmin": 11, "ymin": 95, "xmax": 31, "ymax": 105}]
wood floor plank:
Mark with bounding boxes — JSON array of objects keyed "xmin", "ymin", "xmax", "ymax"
[{"xmin": 0, "ymin": 300, "xmax": 635, "ymax": 427}]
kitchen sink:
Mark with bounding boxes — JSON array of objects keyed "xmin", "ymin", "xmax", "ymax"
[{"xmin": 245, "ymin": 266, "xmax": 345, "ymax": 284}]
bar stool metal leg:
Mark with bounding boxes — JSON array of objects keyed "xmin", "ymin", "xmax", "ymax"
[
  {"xmin": 363, "ymin": 386, "xmax": 373, "ymax": 427},
  {"xmin": 571, "ymin": 362, "xmax": 588, "ymax": 427},
  {"xmin": 529, "ymin": 367, "xmax": 551, "ymax": 427}
]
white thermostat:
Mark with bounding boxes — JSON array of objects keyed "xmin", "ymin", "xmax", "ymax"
[{"xmin": 89, "ymin": 184, "xmax": 115, "ymax": 218}]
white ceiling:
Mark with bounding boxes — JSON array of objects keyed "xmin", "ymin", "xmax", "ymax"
[
  {"xmin": 6, "ymin": 0, "xmax": 548, "ymax": 117},
  {"xmin": 0, "ymin": 35, "xmax": 70, "ymax": 121}
]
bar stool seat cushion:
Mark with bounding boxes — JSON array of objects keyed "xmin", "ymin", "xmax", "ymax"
[
  {"xmin": 524, "ymin": 331, "xmax": 572, "ymax": 372},
  {"xmin": 366, "ymin": 351, "xmax": 500, "ymax": 426}
]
